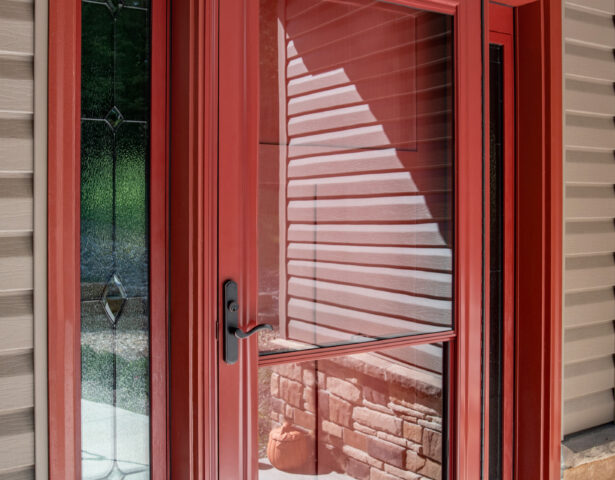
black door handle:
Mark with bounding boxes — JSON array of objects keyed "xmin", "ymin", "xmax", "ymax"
[
  {"xmin": 233, "ymin": 323, "xmax": 273, "ymax": 339},
  {"xmin": 223, "ymin": 280, "xmax": 273, "ymax": 364}
]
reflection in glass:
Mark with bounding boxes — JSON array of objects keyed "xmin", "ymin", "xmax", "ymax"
[
  {"xmin": 80, "ymin": 1, "xmax": 151, "ymax": 478},
  {"xmin": 258, "ymin": 344, "xmax": 446, "ymax": 479},
  {"xmin": 257, "ymin": 0, "xmax": 455, "ymax": 354}
]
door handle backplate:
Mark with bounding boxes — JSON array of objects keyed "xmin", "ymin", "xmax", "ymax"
[{"xmin": 223, "ymin": 279, "xmax": 272, "ymax": 364}]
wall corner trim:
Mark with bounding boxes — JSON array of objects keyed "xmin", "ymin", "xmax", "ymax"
[{"xmin": 34, "ymin": 0, "xmax": 50, "ymax": 477}]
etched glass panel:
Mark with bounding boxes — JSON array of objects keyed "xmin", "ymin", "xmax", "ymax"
[
  {"xmin": 257, "ymin": 0, "xmax": 455, "ymax": 354},
  {"xmin": 80, "ymin": 1, "xmax": 151, "ymax": 478}
]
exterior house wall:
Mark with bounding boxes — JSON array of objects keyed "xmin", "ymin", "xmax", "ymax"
[
  {"xmin": 561, "ymin": 0, "xmax": 615, "ymax": 436},
  {"xmin": 0, "ymin": 0, "xmax": 47, "ymax": 478}
]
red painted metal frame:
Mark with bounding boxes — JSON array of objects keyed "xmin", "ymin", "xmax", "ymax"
[
  {"xmin": 453, "ymin": 1, "xmax": 484, "ymax": 478},
  {"xmin": 217, "ymin": 0, "xmax": 260, "ymax": 477},
  {"xmin": 495, "ymin": 26, "xmax": 516, "ymax": 480},
  {"xmin": 259, "ymin": 332, "xmax": 457, "ymax": 367},
  {"xmin": 48, "ymin": 0, "xmax": 81, "ymax": 476},
  {"xmin": 485, "ymin": 4, "xmax": 515, "ymax": 479},
  {"xmin": 150, "ymin": 0, "xmax": 170, "ymax": 476},
  {"xmin": 216, "ymin": 0, "xmax": 484, "ymax": 478},
  {"xmin": 168, "ymin": 0, "xmax": 219, "ymax": 477},
  {"xmin": 513, "ymin": 1, "xmax": 563, "ymax": 479},
  {"xmin": 490, "ymin": 2, "xmax": 514, "ymax": 34},
  {"xmin": 482, "ymin": 2, "xmax": 563, "ymax": 478},
  {"xmin": 47, "ymin": 1, "xmax": 170, "ymax": 478}
]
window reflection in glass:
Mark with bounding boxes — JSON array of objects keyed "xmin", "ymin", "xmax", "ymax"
[
  {"xmin": 257, "ymin": 0, "xmax": 455, "ymax": 354},
  {"xmin": 258, "ymin": 343, "xmax": 446, "ymax": 479}
]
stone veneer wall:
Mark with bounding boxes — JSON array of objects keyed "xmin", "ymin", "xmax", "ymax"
[{"xmin": 267, "ymin": 351, "xmax": 443, "ymax": 480}]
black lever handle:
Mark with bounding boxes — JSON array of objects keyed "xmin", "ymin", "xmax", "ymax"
[
  {"xmin": 233, "ymin": 323, "xmax": 273, "ymax": 339},
  {"xmin": 223, "ymin": 280, "xmax": 273, "ymax": 364}
]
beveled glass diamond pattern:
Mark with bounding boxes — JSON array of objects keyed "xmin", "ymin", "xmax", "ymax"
[
  {"xmin": 100, "ymin": 273, "xmax": 127, "ymax": 324},
  {"xmin": 120, "ymin": 465, "xmax": 149, "ymax": 478},
  {"xmin": 81, "ymin": 0, "xmax": 152, "ymax": 473},
  {"xmin": 105, "ymin": 463, "xmax": 124, "ymax": 480},
  {"xmin": 100, "ymin": 461, "xmax": 149, "ymax": 480},
  {"xmin": 105, "ymin": 0, "xmax": 124, "ymax": 15},
  {"xmin": 104, "ymin": 106, "xmax": 125, "ymax": 130}
]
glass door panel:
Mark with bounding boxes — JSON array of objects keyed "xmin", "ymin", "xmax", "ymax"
[
  {"xmin": 80, "ymin": 1, "xmax": 152, "ymax": 478},
  {"xmin": 254, "ymin": 1, "xmax": 453, "ymax": 479},
  {"xmin": 258, "ymin": 344, "xmax": 447, "ymax": 479},
  {"xmin": 257, "ymin": 0, "xmax": 455, "ymax": 355}
]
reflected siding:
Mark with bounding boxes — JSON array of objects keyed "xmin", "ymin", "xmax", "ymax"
[{"xmin": 259, "ymin": 0, "xmax": 454, "ymax": 355}]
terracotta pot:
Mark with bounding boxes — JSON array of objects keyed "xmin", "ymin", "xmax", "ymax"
[{"xmin": 266, "ymin": 422, "xmax": 310, "ymax": 472}]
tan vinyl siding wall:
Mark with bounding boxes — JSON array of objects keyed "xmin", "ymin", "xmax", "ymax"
[
  {"xmin": 0, "ymin": 0, "xmax": 47, "ymax": 478},
  {"xmin": 562, "ymin": 0, "xmax": 615, "ymax": 436}
]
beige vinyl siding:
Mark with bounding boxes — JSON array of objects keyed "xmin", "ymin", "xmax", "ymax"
[
  {"xmin": 562, "ymin": 0, "xmax": 615, "ymax": 436},
  {"xmin": 0, "ymin": 0, "xmax": 47, "ymax": 477}
]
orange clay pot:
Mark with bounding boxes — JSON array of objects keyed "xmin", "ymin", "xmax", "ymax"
[{"xmin": 266, "ymin": 422, "xmax": 310, "ymax": 472}]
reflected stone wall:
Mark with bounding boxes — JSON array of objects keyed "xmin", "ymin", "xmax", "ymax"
[{"xmin": 260, "ymin": 351, "xmax": 444, "ymax": 480}]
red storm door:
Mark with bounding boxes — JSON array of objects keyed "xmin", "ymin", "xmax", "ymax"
[{"xmin": 217, "ymin": 0, "xmax": 484, "ymax": 478}]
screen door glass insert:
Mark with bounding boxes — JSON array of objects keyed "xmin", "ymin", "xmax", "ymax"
[
  {"xmin": 80, "ymin": 1, "xmax": 151, "ymax": 478},
  {"xmin": 258, "ymin": 343, "xmax": 447, "ymax": 478},
  {"xmin": 253, "ymin": 0, "xmax": 453, "ymax": 478},
  {"xmin": 257, "ymin": 0, "xmax": 455, "ymax": 355}
]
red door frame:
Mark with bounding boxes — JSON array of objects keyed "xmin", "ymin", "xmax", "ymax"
[
  {"xmin": 513, "ymin": 0, "xmax": 563, "ymax": 478},
  {"xmin": 483, "ymin": 1, "xmax": 563, "ymax": 479},
  {"xmin": 47, "ymin": 0, "xmax": 170, "ymax": 478},
  {"xmin": 216, "ymin": 0, "xmax": 483, "ymax": 478},
  {"xmin": 167, "ymin": 0, "xmax": 219, "ymax": 477},
  {"xmin": 485, "ymin": 4, "xmax": 515, "ymax": 479},
  {"xmin": 47, "ymin": 0, "xmax": 562, "ymax": 479},
  {"xmin": 48, "ymin": 1, "xmax": 81, "ymax": 475}
]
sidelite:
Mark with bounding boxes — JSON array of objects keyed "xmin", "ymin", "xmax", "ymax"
[{"xmin": 80, "ymin": 0, "xmax": 152, "ymax": 478}]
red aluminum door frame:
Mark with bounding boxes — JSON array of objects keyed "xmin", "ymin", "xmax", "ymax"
[
  {"xmin": 47, "ymin": 0, "xmax": 170, "ymax": 478},
  {"xmin": 514, "ymin": 1, "xmax": 563, "ymax": 478},
  {"xmin": 47, "ymin": 0, "xmax": 563, "ymax": 478},
  {"xmin": 47, "ymin": 1, "xmax": 81, "ymax": 475},
  {"xmin": 484, "ymin": 4, "xmax": 515, "ymax": 479},
  {"xmin": 167, "ymin": 0, "xmax": 219, "ymax": 478},
  {"xmin": 483, "ymin": 1, "xmax": 563, "ymax": 479},
  {"xmin": 216, "ymin": 0, "xmax": 484, "ymax": 478}
]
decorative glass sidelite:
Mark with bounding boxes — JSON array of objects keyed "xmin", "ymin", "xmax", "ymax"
[{"xmin": 80, "ymin": 0, "xmax": 151, "ymax": 478}]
